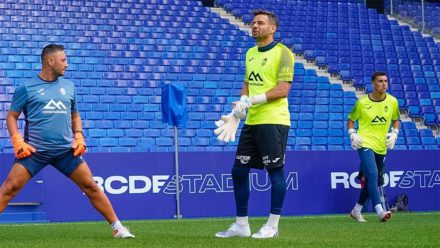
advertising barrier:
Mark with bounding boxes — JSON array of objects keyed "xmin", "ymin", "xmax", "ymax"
[{"xmin": 0, "ymin": 151, "xmax": 438, "ymax": 222}]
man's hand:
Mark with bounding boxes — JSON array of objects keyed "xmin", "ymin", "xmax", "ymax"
[
  {"xmin": 214, "ymin": 111, "xmax": 240, "ymax": 143},
  {"xmin": 386, "ymin": 129, "xmax": 398, "ymax": 149},
  {"xmin": 11, "ymin": 133, "xmax": 36, "ymax": 159},
  {"xmin": 348, "ymin": 129, "xmax": 363, "ymax": 150},
  {"xmin": 233, "ymin": 95, "xmax": 252, "ymax": 119},
  {"xmin": 72, "ymin": 131, "xmax": 86, "ymax": 157}
]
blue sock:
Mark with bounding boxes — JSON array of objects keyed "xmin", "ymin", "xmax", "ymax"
[
  {"xmin": 232, "ymin": 166, "xmax": 251, "ymax": 217},
  {"xmin": 268, "ymin": 167, "xmax": 286, "ymax": 215}
]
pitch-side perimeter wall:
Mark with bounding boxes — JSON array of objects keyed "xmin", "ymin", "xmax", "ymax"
[{"xmin": 0, "ymin": 151, "xmax": 438, "ymax": 222}]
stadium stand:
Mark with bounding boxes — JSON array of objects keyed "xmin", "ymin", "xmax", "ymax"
[
  {"xmin": 393, "ymin": 0, "xmax": 440, "ymax": 38},
  {"xmin": 215, "ymin": 0, "xmax": 440, "ymax": 150},
  {"xmin": 0, "ymin": 0, "xmax": 438, "ymax": 153}
]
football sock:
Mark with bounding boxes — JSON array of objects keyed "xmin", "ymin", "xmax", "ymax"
[
  {"xmin": 236, "ymin": 216, "xmax": 249, "ymax": 226},
  {"xmin": 354, "ymin": 203, "xmax": 363, "ymax": 213},
  {"xmin": 111, "ymin": 220, "xmax": 123, "ymax": 230},
  {"xmin": 266, "ymin": 214, "xmax": 280, "ymax": 228},
  {"xmin": 232, "ymin": 166, "xmax": 251, "ymax": 217},
  {"xmin": 268, "ymin": 167, "xmax": 286, "ymax": 215}
]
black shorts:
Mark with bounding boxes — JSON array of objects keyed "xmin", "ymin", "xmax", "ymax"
[{"xmin": 234, "ymin": 124, "xmax": 289, "ymax": 170}]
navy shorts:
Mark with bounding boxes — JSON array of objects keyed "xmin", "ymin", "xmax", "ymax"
[
  {"xmin": 14, "ymin": 149, "xmax": 86, "ymax": 177},
  {"xmin": 234, "ymin": 124, "xmax": 289, "ymax": 170}
]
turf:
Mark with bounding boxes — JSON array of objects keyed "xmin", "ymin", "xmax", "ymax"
[{"xmin": 0, "ymin": 212, "xmax": 439, "ymax": 248}]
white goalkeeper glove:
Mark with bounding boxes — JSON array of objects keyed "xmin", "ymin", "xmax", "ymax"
[
  {"xmin": 386, "ymin": 128, "xmax": 399, "ymax": 149},
  {"xmin": 214, "ymin": 113, "xmax": 232, "ymax": 128},
  {"xmin": 233, "ymin": 95, "xmax": 252, "ymax": 119},
  {"xmin": 348, "ymin": 128, "xmax": 363, "ymax": 150},
  {"xmin": 214, "ymin": 110, "xmax": 240, "ymax": 143},
  {"xmin": 232, "ymin": 94, "xmax": 268, "ymax": 119}
]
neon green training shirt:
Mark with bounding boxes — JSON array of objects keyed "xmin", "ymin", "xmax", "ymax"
[
  {"xmin": 244, "ymin": 42, "xmax": 294, "ymax": 126},
  {"xmin": 348, "ymin": 94, "xmax": 400, "ymax": 154}
]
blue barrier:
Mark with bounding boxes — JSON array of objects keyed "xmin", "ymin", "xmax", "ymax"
[{"xmin": 0, "ymin": 151, "xmax": 438, "ymax": 222}]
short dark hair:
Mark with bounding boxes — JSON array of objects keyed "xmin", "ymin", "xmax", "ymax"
[
  {"xmin": 371, "ymin": 71, "xmax": 387, "ymax": 82},
  {"xmin": 253, "ymin": 9, "xmax": 279, "ymax": 28},
  {"xmin": 41, "ymin": 44, "xmax": 65, "ymax": 61}
]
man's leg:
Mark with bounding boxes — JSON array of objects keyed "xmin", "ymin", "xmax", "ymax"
[
  {"xmin": 69, "ymin": 162, "xmax": 117, "ymax": 223},
  {"xmin": 358, "ymin": 148, "xmax": 391, "ymax": 221},
  {"xmin": 232, "ymin": 165, "xmax": 251, "ymax": 218},
  {"xmin": 0, "ymin": 163, "xmax": 32, "ymax": 212},
  {"xmin": 215, "ymin": 125, "xmax": 255, "ymax": 238},
  {"xmin": 252, "ymin": 125, "xmax": 289, "ymax": 239},
  {"xmin": 375, "ymin": 154, "xmax": 390, "ymax": 211},
  {"xmin": 350, "ymin": 180, "xmax": 368, "ymax": 222},
  {"xmin": 267, "ymin": 167, "xmax": 286, "ymax": 223},
  {"xmin": 215, "ymin": 165, "xmax": 252, "ymax": 238},
  {"xmin": 69, "ymin": 162, "xmax": 134, "ymax": 238}
]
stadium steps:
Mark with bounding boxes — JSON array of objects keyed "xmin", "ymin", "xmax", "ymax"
[
  {"xmin": 400, "ymin": 109, "xmax": 440, "ymax": 138},
  {"xmin": 211, "ymin": 2, "xmax": 363, "ymax": 100},
  {"xmin": 294, "ymin": 56, "xmax": 362, "ymax": 98},
  {"xmin": 0, "ymin": 203, "xmax": 47, "ymax": 223},
  {"xmin": 210, "ymin": 7, "xmax": 251, "ymax": 34},
  {"xmin": 388, "ymin": 16, "xmax": 440, "ymax": 44}
]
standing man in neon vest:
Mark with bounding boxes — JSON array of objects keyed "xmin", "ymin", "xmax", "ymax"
[
  {"xmin": 215, "ymin": 9, "xmax": 294, "ymax": 239},
  {"xmin": 347, "ymin": 71, "xmax": 399, "ymax": 222}
]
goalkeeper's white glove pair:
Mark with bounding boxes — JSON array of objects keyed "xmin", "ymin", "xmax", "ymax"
[
  {"xmin": 214, "ymin": 96, "xmax": 252, "ymax": 143},
  {"xmin": 214, "ymin": 95, "xmax": 268, "ymax": 143},
  {"xmin": 348, "ymin": 128, "xmax": 399, "ymax": 150}
]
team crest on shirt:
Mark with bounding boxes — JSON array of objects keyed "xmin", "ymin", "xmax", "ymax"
[
  {"xmin": 262, "ymin": 58, "xmax": 268, "ymax": 66},
  {"xmin": 60, "ymin": 88, "xmax": 66, "ymax": 95},
  {"xmin": 384, "ymin": 106, "xmax": 388, "ymax": 112}
]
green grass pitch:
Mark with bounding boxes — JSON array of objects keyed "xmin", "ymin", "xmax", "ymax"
[{"xmin": 0, "ymin": 212, "xmax": 439, "ymax": 248}]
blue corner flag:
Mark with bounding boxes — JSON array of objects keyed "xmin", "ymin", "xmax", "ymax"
[{"xmin": 161, "ymin": 83, "xmax": 187, "ymax": 128}]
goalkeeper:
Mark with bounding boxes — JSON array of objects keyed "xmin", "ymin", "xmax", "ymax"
[
  {"xmin": 0, "ymin": 44, "xmax": 134, "ymax": 238},
  {"xmin": 215, "ymin": 10, "xmax": 294, "ymax": 239},
  {"xmin": 347, "ymin": 71, "xmax": 400, "ymax": 223}
]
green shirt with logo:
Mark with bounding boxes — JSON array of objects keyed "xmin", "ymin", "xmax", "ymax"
[
  {"xmin": 348, "ymin": 94, "xmax": 400, "ymax": 154},
  {"xmin": 244, "ymin": 42, "xmax": 294, "ymax": 126}
]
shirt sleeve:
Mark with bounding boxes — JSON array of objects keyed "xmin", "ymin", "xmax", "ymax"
[
  {"xmin": 348, "ymin": 100, "xmax": 361, "ymax": 121},
  {"xmin": 276, "ymin": 46, "xmax": 294, "ymax": 82},
  {"xmin": 9, "ymin": 84, "xmax": 28, "ymax": 113}
]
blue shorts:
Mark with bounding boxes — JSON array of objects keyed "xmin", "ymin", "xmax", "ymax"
[
  {"xmin": 14, "ymin": 149, "xmax": 86, "ymax": 177},
  {"xmin": 234, "ymin": 124, "xmax": 289, "ymax": 170}
]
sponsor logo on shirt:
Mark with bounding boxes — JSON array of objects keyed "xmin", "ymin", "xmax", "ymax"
[
  {"xmin": 37, "ymin": 88, "xmax": 45, "ymax": 95},
  {"xmin": 236, "ymin": 155, "xmax": 251, "ymax": 164},
  {"xmin": 43, "ymin": 99, "xmax": 67, "ymax": 114},
  {"xmin": 371, "ymin": 115, "xmax": 387, "ymax": 124},
  {"xmin": 248, "ymin": 71, "xmax": 263, "ymax": 82},
  {"xmin": 280, "ymin": 66, "xmax": 290, "ymax": 73}
]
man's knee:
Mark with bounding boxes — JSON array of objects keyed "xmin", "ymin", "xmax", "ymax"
[
  {"xmin": 0, "ymin": 179, "xmax": 22, "ymax": 197},
  {"xmin": 81, "ymin": 179, "xmax": 101, "ymax": 195}
]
